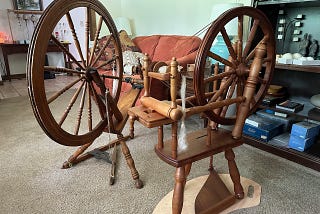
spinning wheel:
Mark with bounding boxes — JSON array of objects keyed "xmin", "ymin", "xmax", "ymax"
[
  {"xmin": 27, "ymin": 0, "xmax": 123, "ymax": 147},
  {"xmin": 27, "ymin": 0, "xmax": 143, "ymax": 188},
  {"xmin": 128, "ymin": 6, "xmax": 275, "ymax": 214},
  {"xmin": 194, "ymin": 6, "xmax": 275, "ymax": 125}
]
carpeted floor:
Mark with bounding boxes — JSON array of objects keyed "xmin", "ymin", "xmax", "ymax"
[{"xmin": 1, "ymin": 95, "xmax": 320, "ymax": 214}]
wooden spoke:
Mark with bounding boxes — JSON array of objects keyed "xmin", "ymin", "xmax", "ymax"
[
  {"xmin": 95, "ymin": 55, "xmax": 118, "ymax": 69},
  {"xmin": 66, "ymin": 12, "xmax": 86, "ymax": 67},
  {"xmin": 204, "ymin": 70, "xmax": 235, "ymax": 84},
  {"xmin": 237, "ymin": 15, "xmax": 243, "ymax": 61},
  {"xmin": 74, "ymin": 82, "xmax": 88, "ymax": 135},
  {"xmin": 242, "ymin": 19, "xmax": 260, "ymax": 59},
  {"xmin": 209, "ymin": 75, "xmax": 235, "ymax": 103},
  {"xmin": 262, "ymin": 57, "xmax": 272, "ymax": 63},
  {"xmin": 101, "ymin": 74, "xmax": 121, "ymax": 80},
  {"xmin": 59, "ymin": 80, "xmax": 86, "ymax": 126},
  {"xmin": 50, "ymin": 35, "xmax": 85, "ymax": 70},
  {"xmin": 220, "ymin": 27, "xmax": 237, "ymax": 60},
  {"xmin": 87, "ymin": 82, "xmax": 93, "ymax": 131},
  {"xmin": 91, "ymin": 34, "xmax": 113, "ymax": 67},
  {"xmin": 47, "ymin": 76, "xmax": 84, "ymax": 104},
  {"xmin": 245, "ymin": 36, "xmax": 268, "ymax": 63},
  {"xmin": 208, "ymin": 51, "xmax": 235, "ymax": 68},
  {"xmin": 88, "ymin": 16, "xmax": 103, "ymax": 66},
  {"xmin": 88, "ymin": 82, "xmax": 105, "ymax": 120},
  {"xmin": 85, "ymin": 7, "xmax": 90, "ymax": 67},
  {"xmin": 44, "ymin": 66, "xmax": 85, "ymax": 76},
  {"xmin": 220, "ymin": 76, "xmax": 238, "ymax": 117}
]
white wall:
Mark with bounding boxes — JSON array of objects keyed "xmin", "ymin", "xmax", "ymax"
[
  {"xmin": 118, "ymin": 0, "xmax": 253, "ymax": 36},
  {"xmin": 0, "ymin": 0, "xmax": 253, "ymax": 76}
]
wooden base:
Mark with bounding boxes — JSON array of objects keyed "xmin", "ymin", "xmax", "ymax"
[
  {"xmin": 195, "ymin": 170, "xmax": 235, "ymax": 214},
  {"xmin": 153, "ymin": 174, "xmax": 261, "ymax": 214}
]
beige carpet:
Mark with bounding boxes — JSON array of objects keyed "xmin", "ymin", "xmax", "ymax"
[
  {"xmin": 153, "ymin": 174, "xmax": 261, "ymax": 214},
  {"xmin": 1, "ymin": 95, "xmax": 320, "ymax": 214}
]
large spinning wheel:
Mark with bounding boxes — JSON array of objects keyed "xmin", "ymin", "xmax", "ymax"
[
  {"xmin": 27, "ymin": 0, "xmax": 123, "ymax": 146},
  {"xmin": 194, "ymin": 6, "xmax": 275, "ymax": 125}
]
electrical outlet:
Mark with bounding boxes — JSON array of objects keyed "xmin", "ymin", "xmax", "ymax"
[
  {"xmin": 277, "ymin": 35, "xmax": 283, "ymax": 40},
  {"xmin": 279, "ymin": 19, "xmax": 286, "ymax": 24},
  {"xmin": 293, "ymin": 30, "xmax": 301, "ymax": 35},
  {"xmin": 296, "ymin": 14, "xmax": 303, "ymax": 19},
  {"xmin": 278, "ymin": 27, "xmax": 284, "ymax": 32},
  {"xmin": 295, "ymin": 22, "xmax": 302, "ymax": 27},
  {"xmin": 292, "ymin": 37, "xmax": 300, "ymax": 42}
]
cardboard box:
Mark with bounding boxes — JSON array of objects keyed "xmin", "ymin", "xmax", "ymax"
[
  {"xmin": 243, "ymin": 122, "xmax": 283, "ymax": 142},
  {"xmin": 288, "ymin": 134, "xmax": 316, "ymax": 152},
  {"xmin": 290, "ymin": 121, "xmax": 320, "ymax": 139}
]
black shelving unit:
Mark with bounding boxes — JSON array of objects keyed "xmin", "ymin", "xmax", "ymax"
[{"xmin": 250, "ymin": 0, "xmax": 320, "ymax": 171}]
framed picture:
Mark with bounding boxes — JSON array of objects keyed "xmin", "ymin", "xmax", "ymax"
[{"xmin": 12, "ymin": 0, "xmax": 43, "ymax": 11}]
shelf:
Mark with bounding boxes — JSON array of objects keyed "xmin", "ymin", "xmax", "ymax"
[
  {"xmin": 7, "ymin": 9, "xmax": 43, "ymax": 15},
  {"xmin": 244, "ymin": 135, "xmax": 320, "ymax": 171},
  {"xmin": 257, "ymin": 0, "xmax": 320, "ymax": 7},
  {"xmin": 275, "ymin": 63, "xmax": 320, "ymax": 74}
]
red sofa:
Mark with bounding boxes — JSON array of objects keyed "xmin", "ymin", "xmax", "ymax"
[
  {"xmin": 96, "ymin": 32, "xmax": 201, "ymax": 101},
  {"xmin": 132, "ymin": 35, "xmax": 201, "ymax": 100}
]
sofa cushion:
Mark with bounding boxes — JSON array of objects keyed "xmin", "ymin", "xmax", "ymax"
[
  {"xmin": 94, "ymin": 30, "xmax": 141, "ymax": 70},
  {"xmin": 133, "ymin": 35, "xmax": 161, "ymax": 60},
  {"xmin": 152, "ymin": 35, "xmax": 201, "ymax": 62}
]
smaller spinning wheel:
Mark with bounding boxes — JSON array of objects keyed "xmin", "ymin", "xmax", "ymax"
[
  {"xmin": 27, "ymin": 0, "xmax": 124, "ymax": 146},
  {"xmin": 194, "ymin": 6, "xmax": 275, "ymax": 125}
]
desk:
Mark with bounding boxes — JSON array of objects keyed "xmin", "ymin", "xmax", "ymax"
[{"xmin": 0, "ymin": 43, "xmax": 70, "ymax": 81}]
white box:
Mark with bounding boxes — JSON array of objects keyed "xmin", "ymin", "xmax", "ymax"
[
  {"xmin": 278, "ymin": 58, "xmax": 292, "ymax": 64},
  {"xmin": 292, "ymin": 59, "xmax": 320, "ymax": 65}
]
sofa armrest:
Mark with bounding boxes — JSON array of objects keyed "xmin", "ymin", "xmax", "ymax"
[{"xmin": 165, "ymin": 51, "xmax": 198, "ymax": 71}]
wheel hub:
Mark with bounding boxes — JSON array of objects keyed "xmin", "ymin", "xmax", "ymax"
[{"xmin": 235, "ymin": 63, "xmax": 248, "ymax": 77}]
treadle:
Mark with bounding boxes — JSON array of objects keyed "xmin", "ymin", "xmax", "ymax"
[
  {"xmin": 155, "ymin": 128, "xmax": 244, "ymax": 167},
  {"xmin": 195, "ymin": 170, "xmax": 236, "ymax": 214}
]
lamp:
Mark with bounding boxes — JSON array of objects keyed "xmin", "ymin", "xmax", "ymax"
[
  {"xmin": 115, "ymin": 17, "xmax": 132, "ymax": 35},
  {"xmin": 210, "ymin": 3, "xmax": 244, "ymax": 64}
]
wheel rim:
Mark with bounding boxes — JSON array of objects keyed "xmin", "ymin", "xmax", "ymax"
[
  {"xmin": 194, "ymin": 6, "xmax": 275, "ymax": 125},
  {"xmin": 27, "ymin": 0, "xmax": 123, "ymax": 146}
]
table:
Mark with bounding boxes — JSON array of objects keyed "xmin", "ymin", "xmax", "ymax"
[{"xmin": 0, "ymin": 42, "xmax": 70, "ymax": 81}]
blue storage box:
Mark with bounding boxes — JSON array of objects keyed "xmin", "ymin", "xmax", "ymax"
[
  {"xmin": 291, "ymin": 121, "xmax": 320, "ymax": 139},
  {"xmin": 288, "ymin": 134, "xmax": 316, "ymax": 152},
  {"xmin": 243, "ymin": 122, "xmax": 283, "ymax": 142},
  {"xmin": 256, "ymin": 109, "xmax": 297, "ymax": 132}
]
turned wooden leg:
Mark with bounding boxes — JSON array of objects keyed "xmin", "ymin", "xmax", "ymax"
[
  {"xmin": 119, "ymin": 140, "xmax": 143, "ymax": 189},
  {"xmin": 172, "ymin": 167, "xmax": 186, "ymax": 214},
  {"xmin": 62, "ymin": 142, "xmax": 93, "ymax": 169},
  {"xmin": 129, "ymin": 115, "xmax": 136, "ymax": 139},
  {"xmin": 225, "ymin": 149, "xmax": 244, "ymax": 199}
]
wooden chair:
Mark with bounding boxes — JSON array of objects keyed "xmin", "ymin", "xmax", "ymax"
[{"xmin": 128, "ymin": 6, "xmax": 275, "ymax": 213}]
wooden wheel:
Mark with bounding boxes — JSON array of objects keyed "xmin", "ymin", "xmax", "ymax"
[
  {"xmin": 194, "ymin": 6, "xmax": 275, "ymax": 125},
  {"xmin": 27, "ymin": 0, "xmax": 123, "ymax": 146}
]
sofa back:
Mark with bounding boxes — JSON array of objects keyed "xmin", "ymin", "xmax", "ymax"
[{"xmin": 133, "ymin": 35, "xmax": 201, "ymax": 61}]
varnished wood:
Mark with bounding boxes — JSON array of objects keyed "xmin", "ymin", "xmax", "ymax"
[
  {"xmin": 155, "ymin": 128, "xmax": 243, "ymax": 167},
  {"xmin": 127, "ymin": 7, "xmax": 275, "ymax": 214},
  {"xmin": 195, "ymin": 170, "xmax": 236, "ymax": 214},
  {"xmin": 28, "ymin": 0, "xmax": 142, "ymax": 188},
  {"xmin": 194, "ymin": 6, "xmax": 275, "ymax": 125}
]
